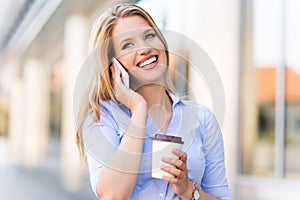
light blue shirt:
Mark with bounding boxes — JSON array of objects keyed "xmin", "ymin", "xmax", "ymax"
[{"xmin": 83, "ymin": 93, "xmax": 231, "ymax": 200}]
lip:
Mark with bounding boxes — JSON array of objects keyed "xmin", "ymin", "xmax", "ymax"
[{"xmin": 136, "ymin": 55, "xmax": 158, "ymax": 68}]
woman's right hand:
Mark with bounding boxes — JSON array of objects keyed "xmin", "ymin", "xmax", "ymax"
[{"xmin": 110, "ymin": 65, "xmax": 147, "ymax": 111}]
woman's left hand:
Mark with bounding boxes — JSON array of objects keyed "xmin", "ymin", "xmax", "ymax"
[{"xmin": 161, "ymin": 148, "xmax": 191, "ymax": 198}]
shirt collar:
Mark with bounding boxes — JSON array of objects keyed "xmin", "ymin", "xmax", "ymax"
[
  {"xmin": 110, "ymin": 91, "xmax": 185, "ymax": 114},
  {"xmin": 167, "ymin": 91, "xmax": 185, "ymax": 108}
]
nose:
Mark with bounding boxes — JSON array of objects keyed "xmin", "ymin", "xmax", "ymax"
[{"xmin": 136, "ymin": 40, "xmax": 151, "ymax": 55}]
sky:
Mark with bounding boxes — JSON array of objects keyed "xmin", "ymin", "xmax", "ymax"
[{"xmin": 253, "ymin": 0, "xmax": 300, "ymax": 75}]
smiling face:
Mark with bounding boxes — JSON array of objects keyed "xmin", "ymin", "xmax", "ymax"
[{"xmin": 111, "ymin": 15, "xmax": 168, "ymax": 88}]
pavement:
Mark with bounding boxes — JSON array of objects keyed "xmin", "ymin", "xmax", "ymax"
[{"xmin": 0, "ymin": 138, "xmax": 97, "ymax": 200}]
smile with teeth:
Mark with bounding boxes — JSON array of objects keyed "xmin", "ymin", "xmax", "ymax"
[{"xmin": 138, "ymin": 56, "xmax": 158, "ymax": 68}]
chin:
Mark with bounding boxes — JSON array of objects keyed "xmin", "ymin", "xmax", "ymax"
[{"xmin": 129, "ymin": 69, "xmax": 167, "ymax": 90}]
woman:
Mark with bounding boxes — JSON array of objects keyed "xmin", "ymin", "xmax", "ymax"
[{"xmin": 76, "ymin": 4, "xmax": 231, "ymax": 200}]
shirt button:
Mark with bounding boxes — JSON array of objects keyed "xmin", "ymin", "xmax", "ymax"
[{"xmin": 159, "ymin": 192, "xmax": 164, "ymax": 198}]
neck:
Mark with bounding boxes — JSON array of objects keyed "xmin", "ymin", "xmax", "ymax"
[
  {"xmin": 136, "ymin": 84, "xmax": 172, "ymax": 110},
  {"xmin": 137, "ymin": 85, "xmax": 173, "ymax": 134}
]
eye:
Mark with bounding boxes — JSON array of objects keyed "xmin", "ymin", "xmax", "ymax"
[
  {"xmin": 122, "ymin": 42, "xmax": 133, "ymax": 50},
  {"xmin": 145, "ymin": 32, "xmax": 156, "ymax": 40}
]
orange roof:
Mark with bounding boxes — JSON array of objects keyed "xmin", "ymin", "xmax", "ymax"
[{"xmin": 256, "ymin": 67, "xmax": 300, "ymax": 103}]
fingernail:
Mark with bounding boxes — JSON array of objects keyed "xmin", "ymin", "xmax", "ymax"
[
  {"xmin": 161, "ymin": 165, "xmax": 167, "ymax": 169},
  {"xmin": 161, "ymin": 156, "xmax": 168, "ymax": 161}
]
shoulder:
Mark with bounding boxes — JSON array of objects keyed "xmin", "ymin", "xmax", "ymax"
[
  {"xmin": 82, "ymin": 100, "xmax": 119, "ymax": 131},
  {"xmin": 181, "ymin": 99, "xmax": 214, "ymax": 119},
  {"xmin": 180, "ymin": 99, "xmax": 220, "ymax": 134}
]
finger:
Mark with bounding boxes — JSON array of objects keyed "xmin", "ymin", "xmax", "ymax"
[
  {"xmin": 113, "ymin": 65, "xmax": 122, "ymax": 82},
  {"xmin": 112, "ymin": 64, "xmax": 124, "ymax": 84},
  {"xmin": 111, "ymin": 65, "xmax": 121, "ymax": 85},
  {"xmin": 161, "ymin": 174, "xmax": 180, "ymax": 185},
  {"xmin": 161, "ymin": 156, "xmax": 177, "ymax": 165},
  {"xmin": 162, "ymin": 157, "xmax": 187, "ymax": 171},
  {"xmin": 161, "ymin": 165, "xmax": 183, "ymax": 178},
  {"xmin": 110, "ymin": 66, "xmax": 115, "ymax": 85},
  {"xmin": 172, "ymin": 148, "xmax": 186, "ymax": 160}
]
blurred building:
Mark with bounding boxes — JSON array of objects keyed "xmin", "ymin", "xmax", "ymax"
[{"xmin": 0, "ymin": 0, "xmax": 300, "ymax": 200}]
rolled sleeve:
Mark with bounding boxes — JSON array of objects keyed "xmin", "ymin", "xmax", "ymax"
[
  {"xmin": 201, "ymin": 108, "xmax": 231, "ymax": 200},
  {"xmin": 83, "ymin": 112, "xmax": 121, "ymax": 197}
]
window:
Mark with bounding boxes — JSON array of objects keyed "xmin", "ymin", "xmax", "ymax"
[{"xmin": 241, "ymin": 0, "xmax": 300, "ymax": 180}]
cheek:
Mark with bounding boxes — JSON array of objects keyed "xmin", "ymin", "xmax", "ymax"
[
  {"xmin": 152, "ymin": 40, "xmax": 167, "ymax": 64},
  {"xmin": 118, "ymin": 53, "xmax": 136, "ymax": 71},
  {"xmin": 159, "ymin": 50, "xmax": 168, "ymax": 66}
]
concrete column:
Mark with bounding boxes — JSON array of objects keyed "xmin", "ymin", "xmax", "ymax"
[
  {"xmin": 61, "ymin": 15, "xmax": 88, "ymax": 191},
  {"xmin": 240, "ymin": 0, "xmax": 256, "ymax": 177},
  {"xmin": 9, "ymin": 79, "xmax": 25, "ymax": 164},
  {"xmin": 23, "ymin": 59, "xmax": 49, "ymax": 167}
]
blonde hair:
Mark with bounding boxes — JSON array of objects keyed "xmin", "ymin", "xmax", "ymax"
[{"xmin": 76, "ymin": 4, "xmax": 175, "ymax": 160}]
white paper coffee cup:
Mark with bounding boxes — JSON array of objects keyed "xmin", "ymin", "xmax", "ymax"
[{"xmin": 151, "ymin": 134, "xmax": 184, "ymax": 179}]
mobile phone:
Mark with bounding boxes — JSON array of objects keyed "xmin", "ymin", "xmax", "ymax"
[{"xmin": 112, "ymin": 57, "xmax": 129, "ymax": 88}]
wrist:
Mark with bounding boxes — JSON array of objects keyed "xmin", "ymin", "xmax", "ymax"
[
  {"xmin": 128, "ymin": 92, "xmax": 147, "ymax": 112},
  {"xmin": 130, "ymin": 102, "xmax": 148, "ymax": 121},
  {"xmin": 180, "ymin": 181, "xmax": 194, "ymax": 200},
  {"xmin": 131, "ymin": 101, "xmax": 147, "ymax": 112},
  {"xmin": 129, "ymin": 101, "xmax": 148, "ymax": 138}
]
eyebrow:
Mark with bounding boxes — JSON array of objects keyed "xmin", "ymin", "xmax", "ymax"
[
  {"xmin": 118, "ymin": 38, "xmax": 132, "ymax": 48},
  {"xmin": 118, "ymin": 28, "xmax": 155, "ymax": 47}
]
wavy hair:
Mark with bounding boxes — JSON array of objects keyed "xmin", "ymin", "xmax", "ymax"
[{"xmin": 76, "ymin": 4, "xmax": 175, "ymax": 160}]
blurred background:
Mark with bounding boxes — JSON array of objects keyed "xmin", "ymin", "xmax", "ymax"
[{"xmin": 0, "ymin": 0, "xmax": 299, "ymax": 199}]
